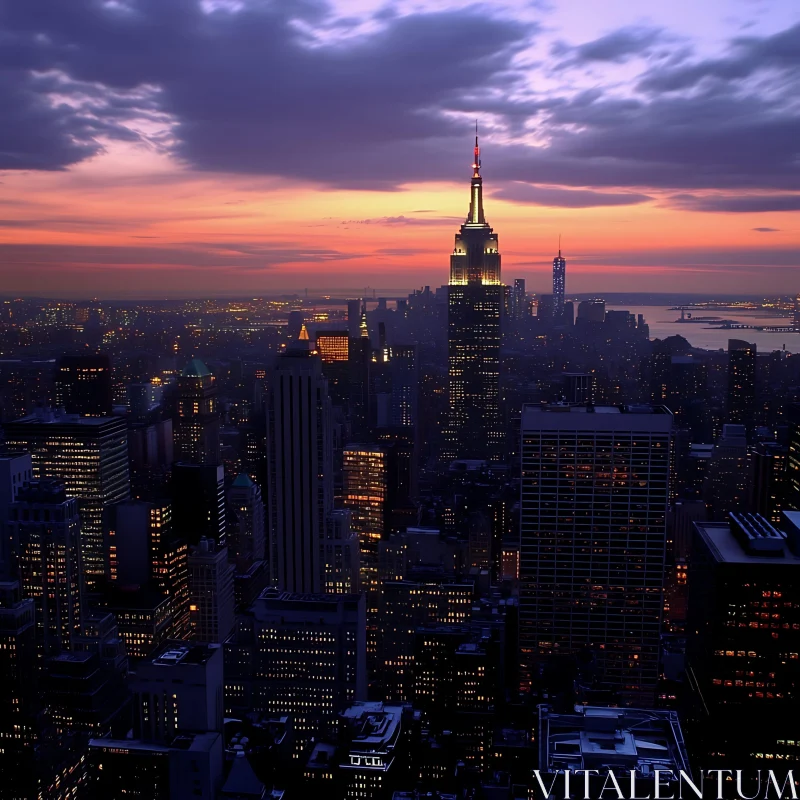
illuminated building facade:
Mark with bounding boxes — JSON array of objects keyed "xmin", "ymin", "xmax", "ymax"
[
  {"xmin": 223, "ymin": 589, "xmax": 366, "ymax": 747},
  {"xmin": 687, "ymin": 513, "xmax": 800, "ymax": 768},
  {"xmin": 380, "ymin": 574, "xmax": 474, "ymax": 702},
  {"xmin": 727, "ymin": 338, "xmax": 757, "ymax": 434},
  {"xmin": 325, "ymin": 508, "xmax": 360, "ymax": 594},
  {"xmin": 9, "ymin": 479, "xmax": 82, "ymax": 656},
  {"xmin": 316, "ymin": 330, "xmax": 350, "ymax": 406},
  {"xmin": 446, "ymin": 135, "xmax": 503, "ymax": 463},
  {"xmin": 55, "ymin": 353, "xmax": 113, "ymax": 416},
  {"xmin": 552, "ymin": 244, "xmax": 566, "ymax": 323},
  {"xmin": 787, "ymin": 404, "xmax": 800, "ymax": 511},
  {"xmin": 343, "ymin": 444, "xmax": 388, "ymax": 593},
  {"xmin": 752, "ymin": 442, "xmax": 787, "ymax": 524},
  {"xmin": 267, "ymin": 332, "xmax": 333, "ymax": 593},
  {"xmin": 174, "ymin": 358, "xmax": 220, "ymax": 465},
  {"xmin": 4, "ymin": 411, "xmax": 130, "ymax": 586},
  {"xmin": 519, "ymin": 404, "xmax": 672, "ymax": 704}
]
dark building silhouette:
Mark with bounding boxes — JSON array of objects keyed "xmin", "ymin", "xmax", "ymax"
[
  {"xmin": 552, "ymin": 242, "xmax": 566, "ymax": 324},
  {"xmin": 172, "ymin": 462, "xmax": 225, "ymax": 546},
  {"xmin": 751, "ymin": 441, "xmax": 787, "ymax": 524},
  {"xmin": 446, "ymin": 134, "xmax": 503, "ymax": 463},
  {"xmin": 55, "ymin": 353, "xmax": 113, "ymax": 416}
]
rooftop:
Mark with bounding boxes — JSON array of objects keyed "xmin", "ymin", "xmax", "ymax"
[
  {"xmin": 182, "ymin": 358, "xmax": 212, "ymax": 378},
  {"xmin": 538, "ymin": 705, "xmax": 689, "ymax": 776},
  {"xmin": 150, "ymin": 640, "xmax": 220, "ymax": 667},
  {"xmin": 522, "ymin": 403, "xmax": 672, "ymax": 433},
  {"xmin": 695, "ymin": 517, "xmax": 800, "ymax": 564}
]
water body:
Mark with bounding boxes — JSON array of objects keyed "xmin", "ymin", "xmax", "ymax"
[{"xmin": 606, "ymin": 306, "xmax": 798, "ymax": 354}]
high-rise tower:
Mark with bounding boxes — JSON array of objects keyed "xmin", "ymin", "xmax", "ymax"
[
  {"xmin": 552, "ymin": 239, "xmax": 566, "ymax": 323},
  {"xmin": 446, "ymin": 132, "xmax": 504, "ymax": 462}
]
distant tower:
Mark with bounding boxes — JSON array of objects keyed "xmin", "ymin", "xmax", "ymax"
[
  {"xmin": 446, "ymin": 129, "xmax": 504, "ymax": 462},
  {"xmin": 552, "ymin": 238, "xmax": 566, "ymax": 323}
]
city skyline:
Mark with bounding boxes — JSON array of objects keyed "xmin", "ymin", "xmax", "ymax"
[{"xmin": 0, "ymin": 0, "xmax": 798, "ymax": 297}]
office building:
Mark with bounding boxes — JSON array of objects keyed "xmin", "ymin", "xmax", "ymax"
[
  {"xmin": 519, "ymin": 404, "xmax": 672, "ymax": 704},
  {"xmin": 89, "ymin": 641, "xmax": 225, "ymax": 799},
  {"xmin": 9, "ymin": 480, "xmax": 82, "ymax": 656},
  {"xmin": 224, "ymin": 589, "xmax": 366, "ymax": 745},
  {"xmin": 727, "ymin": 339, "xmax": 756, "ymax": 433},
  {"xmin": 316, "ymin": 330, "xmax": 350, "ymax": 406},
  {"xmin": 387, "ymin": 344, "xmax": 418, "ymax": 430},
  {"xmin": 227, "ymin": 473, "xmax": 266, "ymax": 563},
  {"xmin": 551, "ymin": 242, "xmax": 566, "ymax": 324},
  {"xmin": 0, "ymin": 451, "xmax": 32, "ymax": 574},
  {"xmin": 446, "ymin": 134, "xmax": 504, "ymax": 463},
  {"xmin": 174, "ymin": 358, "xmax": 220, "ymax": 465},
  {"xmin": 751, "ymin": 441, "xmax": 787, "ymax": 524},
  {"xmin": 4, "ymin": 410, "xmax": 130, "ymax": 584},
  {"xmin": 687, "ymin": 513, "xmax": 800, "ymax": 767},
  {"xmin": 339, "ymin": 702, "xmax": 407, "ymax": 800},
  {"xmin": 325, "ymin": 508, "xmax": 360, "ymax": 594},
  {"xmin": 785, "ymin": 404, "xmax": 800, "ymax": 511},
  {"xmin": 703, "ymin": 424, "xmax": 751, "ymax": 520},
  {"xmin": 266, "ymin": 331, "xmax": 332, "ymax": 593},
  {"xmin": 188, "ymin": 538, "xmax": 235, "ymax": 644},
  {"xmin": 54, "ymin": 353, "xmax": 113, "ymax": 416},
  {"xmin": 561, "ymin": 372, "xmax": 597, "ymax": 404},
  {"xmin": 576, "ymin": 298, "xmax": 605, "ymax": 323},
  {"xmin": 380, "ymin": 574, "xmax": 473, "ymax": 702},
  {"xmin": 172, "ymin": 462, "xmax": 226, "ymax": 546},
  {"xmin": 0, "ymin": 580, "xmax": 38, "ymax": 792}
]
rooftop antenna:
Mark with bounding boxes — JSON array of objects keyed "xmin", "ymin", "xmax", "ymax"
[{"xmin": 558, "ymin": 234, "xmax": 562, "ymax": 257}]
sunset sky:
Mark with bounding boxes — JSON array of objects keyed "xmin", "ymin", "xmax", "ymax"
[{"xmin": 1, "ymin": 0, "xmax": 798, "ymax": 298}]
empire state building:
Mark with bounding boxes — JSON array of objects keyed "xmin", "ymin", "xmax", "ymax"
[{"xmin": 446, "ymin": 134, "xmax": 504, "ymax": 462}]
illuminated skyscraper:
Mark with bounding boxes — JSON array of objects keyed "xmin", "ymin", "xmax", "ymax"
[
  {"xmin": 519, "ymin": 404, "xmax": 672, "ymax": 705},
  {"xmin": 446, "ymin": 133, "xmax": 503, "ymax": 462},
  {"xmin": 9, "ymin": 480, "xmax": 82, "ymax": 656},
  {"xmin": 316, "ymin": 330, "xmax": 350, "ymax": 406},
  {"xmin": 266, "ymin": 328, "xmax": 332, "ymax": 593},
  {"xmin": 174, "ymin": 358, "xmax": 220, "ymax": 465},
  {"xmin": 726, "ymin": 339, "xmax": 756, "ymax": 434},
  {"xmin": 4, "ymin": 411, "xmax": 129, "ymax": 587},
  {"xmin": 552, "ymin": 241, "xmax": 566, "ymax": 323}
]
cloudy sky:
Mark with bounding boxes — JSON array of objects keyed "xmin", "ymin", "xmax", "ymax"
[{"xmin": 0, "ymin": 0, "xmax": 798, "ymax": 297}]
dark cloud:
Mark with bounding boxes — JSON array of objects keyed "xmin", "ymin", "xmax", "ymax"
[
  {"xmin": 670, "ymin": 194, "xmax": 800, "ymax": 213},
  {"xmin": 553, "ymin": 26, "xmax": 667, "ymax": 66},
  {"xmin": 752, "ymin": 227, "xmax": 779, "ymax": 233},
  {"xmin": 638, "ymin": 22, "xmax": 800, "ymax": 92},
  {"xmin": 0, "ymin": 0, "xmax": 798, "ymax": 199},
  {"xmin": 492, "ymin": 183, "xmax": 651, "ymax": 208}
]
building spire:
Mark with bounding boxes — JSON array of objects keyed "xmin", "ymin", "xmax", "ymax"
[
  {"xmin": 558, "ymin": 233, "xmax": 562, "ymax": 258},
  {"xmin": 467, "ymin": 125, "xmax": 485, "ymax": 225}
]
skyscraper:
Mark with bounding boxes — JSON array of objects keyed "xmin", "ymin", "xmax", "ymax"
[
  {"xmin": 266, "ymin": 329, "xmax": 333, "ymax": 593},
  {"xmin": 512, "ymin": 278, "xmax": 527, "ymax": 320},
  {"xmin": 188, "ymin": 538, "xmax": 235, "ymax": 644},
  {"xmin": 552, "ymin": 241, "xmax": 566, "ymax": 324},
  {"xmin": 519, "ymin": 404, "xmax": 672, "ymax": 704},
  {"xmin": 446, "ymin": 133, "xmax": 503, "ymax": 462},
  {"xmin": 687, "ymin": 513, "xmax": 800, "ymax": 768},
  {"xmin": 174, "ymin": 358, "xmax": 220, "ymax": 465},
  {"xmin": 3, "ymin": 411, "xmax": 130, "ymax": 585},
  {"xmin": 54, "ymin": 354, "xmax": 113, "ymax": 417},
  {"xmin": 172, "ymin": 462, "xmax": 226, "ymax": 546},
  {"xmin": 726, "ymin": 339, "xmax": 756, "ymax": 433},
  {"xmin": 226, "ymin": 473, "xmax": 265, "ymax": 563},
  {"xmin": 9, "ymin": 480, "xmax": 82, "ymax": 656}
]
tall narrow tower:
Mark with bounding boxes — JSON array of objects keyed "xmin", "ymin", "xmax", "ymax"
[
  {"xmin": 446, "ymin": 132, "xmax": 504, "ymax": 462},
  {"xmin": 552, "ymin": 238, "xmax": 566, "ymax": 323}
]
